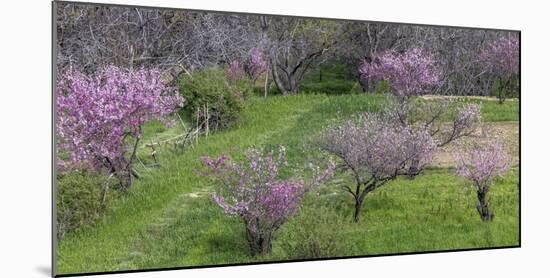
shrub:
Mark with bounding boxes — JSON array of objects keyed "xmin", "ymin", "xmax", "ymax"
[
  {"xmin": 201, "ymin": 145, "xmax": 335, "ymax": 255},
  {"xmin": 277, "ymin": 205, "xmax": 349, "ymax": 259},
  {"xmin": 179, "ymin": 68, "xmax": 252, "ymax": 130},
  {"xmin": 56, "ymin": 172, "xmax": 111, "ymax": 239}
]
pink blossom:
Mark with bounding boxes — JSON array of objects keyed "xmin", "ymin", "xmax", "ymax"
[
  {"xmin": 202, "ymin": 145, "xmax": 334, "ymax": 254},
  {"xmin": 455, "ymin": 141, "xmax": 511, "ymax": 187},
  {"xmin": 56, "ymin": 66, "xmax": 184, "ymax": 174},
  {"xmin": 479, "ymin": 36, "xmax": 519, "ymax": 77},
  {"xmin": 359, "ymin": 48, "xmax": 442, "ymax": 98},
  {"xmin": 227, "ymin": 60, "xmax": 244, "ymax": 81}
]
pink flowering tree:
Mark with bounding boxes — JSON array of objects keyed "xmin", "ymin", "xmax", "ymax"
[
  {"xmin": 382, "ymin": 98, "xmax": 481, "ymax": 177},
  {"xmin": 455, "ymin": 141, "xmax": 511, "ymax": 221},
  {"xmin": 436, "ymin": 103, "xmax": 482, "ymax": 147},
  {"xmin": 243, "ymin": 48, "xmax": 269, "ymax": 83},
  {"xmin": 227, "ymin": 60, "xmax": 245, "ymax": 82},
  {"xmin": 359, "ymin": 48, "xmax": 441, "ymax": 99},
  {"xmin": 320, "ymin": 114, "xmax": 436, "ymax": 222},
  {"xmin": 202, "ymin": 145, "xmax": 335, "ymax": 255},
  {"xmin": 56, "ymin": 66, "xmax": 184, "ymax": 189},
  {"xmin": 227, "ymin": 48, "xmax": 269, "ymax": 91},
  {"xmin": 479, "ymin": 36, "xmax": 519, "ymax": 104}
]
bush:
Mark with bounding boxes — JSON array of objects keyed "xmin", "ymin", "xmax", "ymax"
[
  {"xmin": 276, "ymin": 205, "xmax": 349, "ymax": 259},
  {"xmin": 56, "ymin": 172, "xmax": 110, "ymax": 239},
  {"xmin": 179, "ymin": 67, "xmax": 252, "ymax": 130}
]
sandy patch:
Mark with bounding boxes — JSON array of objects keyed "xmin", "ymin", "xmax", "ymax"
[
  {"xmin": 420, "ymin": 95, "xmax": 518, "ymax": 102},
  {"xmin": 432, "ymin": 122, "xmax": 519, "ymax": 168}
]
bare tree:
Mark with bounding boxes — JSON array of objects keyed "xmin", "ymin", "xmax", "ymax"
[{"xmin": 261, "ymin": 16, "xmax": 345, "ymax": 94}]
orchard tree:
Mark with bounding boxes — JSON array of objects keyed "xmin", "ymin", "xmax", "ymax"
[
  {"xmin": 244, "ymin": 48, "xmax": 270, "ymax": 97},
  {"xmin": 435, "ymin": 103, "xmax": 482, "ymax": 147},
  {"xmin": 202, "ymin": 146, "xmax": 335, "ymax": 255},
  {"xmin": 227, "ymin": 60, "xmax": 245, "ymax": 81},
  {"xmin": 381, "ymin": 96, "xmax": 481, "ymax": 177},
  {"xmin": 261, "ymin": 16, "xmax": 344, "ymax": 94},
  {"xmin": 56, "ymin": 66, "xmax": 184, "ymax": 189},
  {"xmin": 359, "ymin": 48, "xmax": 441, "ymax": 99},
  {"xmin": 455, "ymin": 141, "xmax": 511, "ymax": 221},
  {"xmin": 341, "ymin": 22, "xmax": 413, "ymax": 92},
  {"xmin": 227, "ymin": 47, "xmax": 269, "ymax": 92},
  {"xmin": 479, "ymin": 36, "xmax": 519, "ymax": 103},
  {"xmin": 320, "ymin": 114, "xmax": 436, "ymax": 222},
  {"xmin": 383, "ymin": 97, "xmax": 482, "ymax": 147},
  {"xmin": 243, "ymin": 48, "xmax": 269, "ymax": 83}
]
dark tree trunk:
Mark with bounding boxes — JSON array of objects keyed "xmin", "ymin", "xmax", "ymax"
[
  {"xmin": 115, "ymin": 135, "xmax": 141, "ymax": 191},
  {"xmin": 353, "ymin": 188, "xmax": 371, "ymax": 223},
  {"xmin": 245, "ymin": 225, "xmax": 273, "ymax": 255},
  {"xmin": 498, "ymin": 77, "xmax": 506, "ymax": 105},
  {"xmin": 407, "ymin": 159, "xmax": 420, "ymax": 179},
  {"xmin": 359, "ymin": 78, "xmax": 370, "ymax": 93},
  {"xmin": 476, "ymin": 187, "xmax": 494, "ymax": 221},
  {"xmin": 353, "ymin": 197, "xmax": 364, "ymax": 223}
]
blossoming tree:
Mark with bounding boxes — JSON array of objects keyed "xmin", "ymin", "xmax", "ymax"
[
  {"xmin": 479, "ymin": 36, "xmax": 519, "ymax": 104},
  {"xmin": 359, "ymin": 48, "xmax": 441, "ymax": 99},
  {"xmin": 455, "ymin": 141, "xmax": 511, "ymax": 221},
  {"xmin": 361, "ymin": 47, "xmax": 481, "ymax": 178},
  {"xmin": 202, "ymin": 145, "xmax": 335, "ymax": 255},
  {"xmin": 227, "ymin": 60, "xmax": 245, "ymax": 81},
  {"xmin": 243, "ymin": 48, "xmax": 269, "ymax": 83},
  {"xmin": 56, "ymin": 66, "xmax": 184, "ymax": 189},
  {"xmin": 227, "ymin": 48, "xmax": 269, "ymax": 96},
  {"xmin": 320, "ymin": 114, "xmax": 437, "ymax": 222}
]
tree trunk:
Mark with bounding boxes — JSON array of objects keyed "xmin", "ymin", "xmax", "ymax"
[
  {"xmin": 269, "ymin": 58, "xmax": 299, "ymax": 95},
  {"xmin": 118, "ymin": 135, "xmax": 141, "ymax": 190},
  {"xmin": 476, "ymin": 187, "xmax": 494, "ymax": 221},
  {"xmin": 286, "ymin": 72, "xmax": 298, "ymax": 94},
  {"xmin": 270, "ymin": 60, "xmax": 288, "ymax": 94},
  {"xmin": 245, "ymin": 225, "xmax": 273, "ymax": 255},
  {"xmin": 264, "ymin": 67, "xmax": 269, "ymax": 98},
  {"xmin": 498, "ymin": 77, "xmax": 505, "ymax": 104},
  {"xmin": 353, "ymin": 196, "xmax": 365, "ymax": 223},
  {"xmin": 407, "ymin": 159, "xmax": 420, "ymax": 179}
]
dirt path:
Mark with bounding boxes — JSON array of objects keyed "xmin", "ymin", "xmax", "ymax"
[
  {"xmin": 431, "ymin": 121, "xmax": 519, "ymax": 168},
  {"xmin": 420, "ymin": 95, "xmax": 518, "ymax": 102}
]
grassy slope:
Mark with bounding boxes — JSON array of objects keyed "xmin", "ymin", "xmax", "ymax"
[{"xmin": 56, "ymin": 94, "xmax": 519, "ymax": 274}]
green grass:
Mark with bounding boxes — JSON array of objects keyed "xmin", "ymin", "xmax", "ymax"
[
  {"xmin": 441, "ymin": 98, "xmax": 518, "ymax": 122},
  {"xmin": 56, "ymin": 93, "xmax": 519, "ymax": 275},
  {"xmin": 300, "ymin": 63, "xmax": 363, "ymax": 95},
  {"xmin": 477, "ymin": 100, "xmax": 519, "ymax": 122}
]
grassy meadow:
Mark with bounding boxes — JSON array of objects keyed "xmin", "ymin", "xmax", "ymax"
[{"xmin": 55, "ymin": 93, "xmax": 519, "ymax": 275}]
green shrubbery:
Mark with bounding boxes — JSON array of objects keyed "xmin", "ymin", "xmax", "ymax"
[
  {"xmin": 56, "ymin": 172, "xmax": 115, "ymax": 239},
  {"xmin": 276, "ymin": 205, "xmax": 349, "ymax": 259},
  {"xmin": 179, "ymin": 68, "xmax": 253, "ymax": 130}
]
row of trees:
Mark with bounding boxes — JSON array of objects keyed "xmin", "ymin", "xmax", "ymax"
[
  {"xmin": 56, "ymin": 3, "xmax": 519, "ymax": 96},
  {"xmin": 54, "ymin": 50, "xmax": 512, "ymax": 252},
  {"xmin": 201, "ymin": 47, "xmax": 511, "ymax": 256}
]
